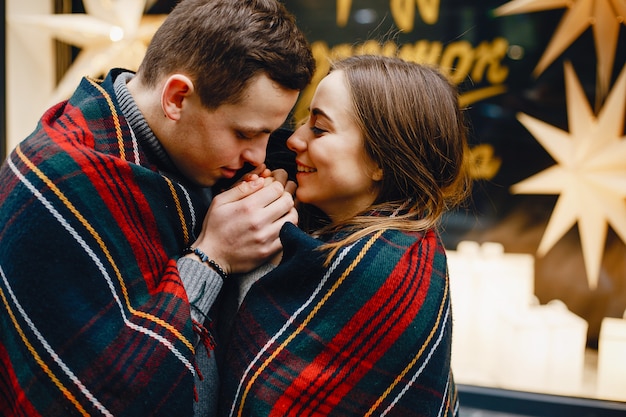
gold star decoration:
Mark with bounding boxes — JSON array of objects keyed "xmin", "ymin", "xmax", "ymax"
[
  {"xmin": 9, "ymin": 0, "xmax": 166, "ymax": 105},
  {"xmin": 510, "ymin": 61, "xmax": 626, "ymax": 289},
  {"xmin": 494, "ymin": 0, "xmax": 626, "ymax": 102}
]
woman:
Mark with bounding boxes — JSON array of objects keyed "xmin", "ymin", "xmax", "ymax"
[{"xmin": 218, "ymin": 55, "xmax": 470, "ymax": 417}]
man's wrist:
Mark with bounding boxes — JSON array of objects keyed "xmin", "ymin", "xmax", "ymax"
[{"xmin": 183, "ymin": 246, "xmax": 229, "ymax": 280}]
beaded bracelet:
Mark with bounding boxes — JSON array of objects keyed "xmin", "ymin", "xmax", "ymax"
[{"xmin": 184, "ymin": 246, "xmax": 228, "ymax": 280}]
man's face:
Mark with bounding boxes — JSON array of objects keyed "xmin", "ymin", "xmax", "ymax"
[{"xmin": 167, "ymin": 74, "xmax": 299, "ymax": 187}]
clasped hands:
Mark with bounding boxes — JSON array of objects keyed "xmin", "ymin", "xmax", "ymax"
[{"xmin": 187, "ymin": 164, "xmax": 296, "ymax": 276}]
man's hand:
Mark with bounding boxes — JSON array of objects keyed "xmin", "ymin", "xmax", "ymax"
[{"xmin": 189, "ymin": 169, "xmax": 297, "ymax": 275}]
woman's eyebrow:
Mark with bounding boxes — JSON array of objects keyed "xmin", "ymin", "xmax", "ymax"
[{"xmin": 311, "ymin": 107, "xmax": 333, "ymax": 123}]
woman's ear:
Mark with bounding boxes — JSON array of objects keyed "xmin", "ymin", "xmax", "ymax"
[
  {"xmin": 161, "ymin": 74, "xmax": 195, "ymax": 120},
  {"xmin": 371, "ymin": 166, "xmax": 383, "ymax": 182}
]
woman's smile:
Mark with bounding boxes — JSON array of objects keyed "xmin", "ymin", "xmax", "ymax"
[{"xmin": 295, "ymin": 161, "xmax": 317, "ymax": 173}]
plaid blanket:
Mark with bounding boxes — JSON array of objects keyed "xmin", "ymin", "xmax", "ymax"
[
  {"xmin": 219, "ymin": 222, "xmax": 459, "ymax": 417},
  {"xmin": 0, "ymin": 70, "xmax": 208, "ymax": 416}
]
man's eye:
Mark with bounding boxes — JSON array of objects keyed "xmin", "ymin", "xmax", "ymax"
[
  {"xmin": 236, "ymin": 131, "xmax": 251, "ymax": 140},
  {"xmin": 311, "ymin": 126, "xmax": 326, "ymax": 136}
]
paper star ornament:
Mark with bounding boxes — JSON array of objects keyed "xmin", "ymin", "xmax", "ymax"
[
  {"xmin": 510, "ymin": 61, "xmax": 626, "ymax": 289},
  {"xmin": 494, "ymin": 0, "xmax": 626, "ymax": 101},
  {"xmin": 9, "ymin": 0, "xmax": 166, "ymax": 105}
]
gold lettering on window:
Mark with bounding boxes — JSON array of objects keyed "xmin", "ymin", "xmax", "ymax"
[
  {"xmin": 390, "ymin": 0, "xmax": 415, "ymax": 32},
  {"xmin": 296, "ymin": 38, "xmax": 510, "ymax": 120},
  {"xmin": 337, "ymin": 0, "xmax": 440, "ymax": 30},
  {"xmin": 469, "ymin": 144, "xmax": 502, "ymax": 180}
]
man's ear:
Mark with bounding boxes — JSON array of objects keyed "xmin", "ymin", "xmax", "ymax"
[{"xmin": 161, "ymin": 74, "xmax": 195, "ymax": 120}]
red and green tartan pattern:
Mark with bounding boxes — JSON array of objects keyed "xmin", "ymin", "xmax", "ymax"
[
  {"xmin": 220, "ymin": 223, "xmax": 459, "ymax": 417},
  {"xmin": 0, "ymin": 71, "xmax": 208, "ymax": 416}
]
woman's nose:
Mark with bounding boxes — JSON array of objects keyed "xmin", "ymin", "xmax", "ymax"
[{"xmin": 286, "ymin": 125, "xmax": 308, "ymax": 152}]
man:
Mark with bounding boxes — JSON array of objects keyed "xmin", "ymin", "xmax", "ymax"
[{"xmin": 0, "ymin": 0, "xmax": 315, "ymax": 416}]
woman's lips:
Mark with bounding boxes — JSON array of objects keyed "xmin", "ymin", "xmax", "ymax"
[{"xmin": 295, "ymin": 161, "xmax": 317, "ymax": 173}]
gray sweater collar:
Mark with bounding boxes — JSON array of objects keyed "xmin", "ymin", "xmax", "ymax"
[{"xmin": 113, "ymin": 71, "xmax": 178, "ymax": 174}]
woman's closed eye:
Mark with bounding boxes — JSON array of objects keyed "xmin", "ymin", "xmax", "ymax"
[{"xmin": 311, "ymin": 126, "xmax": 326, "ymax": 136}]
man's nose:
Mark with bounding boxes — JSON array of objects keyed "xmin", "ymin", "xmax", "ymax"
[{"xmin": 241, "ymin": 141, "xmax": 267, "ymax": 167}]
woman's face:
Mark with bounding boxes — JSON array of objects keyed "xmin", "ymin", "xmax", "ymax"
[{"xmin": 286, "ymin": 70, "xmax": 381, "ymax": 223}]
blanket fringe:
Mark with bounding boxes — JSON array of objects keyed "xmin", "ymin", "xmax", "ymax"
[
  {"xmin": 192, "ymin": 319, "xmax": 216, "ymax": 404},
  {"xmin": 192, "ymin": 318, "xmax": 216, "ymax": 358}
]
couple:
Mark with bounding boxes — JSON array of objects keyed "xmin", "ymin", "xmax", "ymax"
[{"xmin": 0, "ymin": 0, "xmax": 469, "ymax": 416}]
